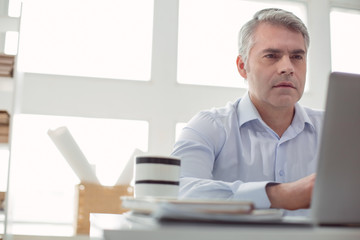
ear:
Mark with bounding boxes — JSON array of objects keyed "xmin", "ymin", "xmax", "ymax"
[{"xmin": 236, "ymin": 55, "xmax": 247, "ymax": 79}]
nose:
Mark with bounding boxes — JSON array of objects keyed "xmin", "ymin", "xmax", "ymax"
[{"xmin": 278, "ymin": 56, "xmax": 294, "ymax": 76}]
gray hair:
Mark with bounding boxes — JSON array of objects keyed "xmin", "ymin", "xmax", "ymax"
[{"xmin": 238, "ymin": 8, "xmax": 310, "ymax": 67}]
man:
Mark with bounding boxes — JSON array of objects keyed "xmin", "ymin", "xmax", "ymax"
[{"xmin": 171, "ymin": 8, "xmax": 323, "ymax": 216}]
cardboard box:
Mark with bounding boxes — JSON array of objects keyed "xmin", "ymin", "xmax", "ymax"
[{"xmin": 74, "ymin": 182, "xmax": 133, "ymax": 235}]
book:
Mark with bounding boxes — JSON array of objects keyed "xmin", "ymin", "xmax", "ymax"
[
  {"xmin": 0, "ymin": 124, "xmax": 9, "ymax": 135},
  {"xmin": 0, "ymin": 192, "xmax": 5, "ymax": 211},
  {"xmin": 0, "ymin": 135, "xmax": 8, "ymax": 143},
  {"xmin": 0, "ymin": 65, "xmax": 13, "ymax": 77},
  {"xmin": 154, "ymin": 203, "xmax": 283, "ymax": 223},
  {"xmin": 0, "ymin": 55, "xmax": 15, "ymax": 65},
  {"xmin": 121, "ymin": 196, "xmax": 254, "ymax": 215},
  {"xmin": 0, "ymin": 54, "xmax": 15, "ymax": 78},
  {"xmin": 121, "ymin": 196, "xmax": 284, "ymax": 223},
  {"xmin": 0, "ymin": 111, "xmax": 10, "ymax": 125}
]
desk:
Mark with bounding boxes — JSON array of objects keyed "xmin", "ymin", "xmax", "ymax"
[{"xmin": 90, "ymin": 213, "xmax": 360, "ymax": 240}]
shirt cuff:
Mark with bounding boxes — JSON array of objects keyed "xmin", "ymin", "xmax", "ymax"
[{"xmin": 233, "ymin": 181, "xmax": 272, "ymax": 209}]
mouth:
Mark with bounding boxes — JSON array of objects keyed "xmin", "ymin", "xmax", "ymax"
[{"xmin": 273, "ymin": 82, "xmax": 296, "ymax": 89}]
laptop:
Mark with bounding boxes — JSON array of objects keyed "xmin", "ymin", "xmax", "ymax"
[{"xmin": 308, "ymin": 71, "xmax": 360, "ymax": 226}]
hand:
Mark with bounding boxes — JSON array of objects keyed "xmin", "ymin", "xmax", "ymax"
[{"xmin": 266, "ymin": 173, "xmax": 316, "ymax": 210}]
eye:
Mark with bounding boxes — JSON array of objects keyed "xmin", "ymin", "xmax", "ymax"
[
  {"xmin": 264, "ymin": 53, "xmax": 278, "ymax": 59},
  {"xmin": 291, "ymin": 54, "xmax": 304, "ymax": 60}
]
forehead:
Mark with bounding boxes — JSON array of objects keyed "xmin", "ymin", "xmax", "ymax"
[{"xmin": 251, "ymin": 22, "xmax": 306, "ymax": 52}]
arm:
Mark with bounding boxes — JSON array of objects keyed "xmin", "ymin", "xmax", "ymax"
[
  {"xmin": 266, "ymin": 173, "xmax": 316, "ymax": 210},
  {"xmin": 180, "ymin": 176, "xmax": 272, "ymax": 208},
  {"xmin": 171, "ymin": 111, "xmax": 272, "ymax": 208}
]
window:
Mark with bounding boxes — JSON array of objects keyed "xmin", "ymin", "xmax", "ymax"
[
  {"xmin": 8, "ymin": 114, "xmax": 148, "ymax": 235},
  {"xmin": 330, "ymin": 8, "xmax": 360, "ymax": 75},
  {"xmin": 17, "ymin": 0, "xmax": 154, "ymax": 80},
  {"xmin": 4, "ymin": 31, "xmax": 19, "ymax": 55},
  {"xmin": 177, "ymin": 0, "xmax": 307, "ymax": 88},
  {"xmin": 8, "ymin": 0, "xmax": 22, "ymax": 17},
  {"xmin": 0, "ymin": 148, "xmax": 9, "ymax": 192}
]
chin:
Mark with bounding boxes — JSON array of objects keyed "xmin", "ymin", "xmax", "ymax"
[{"xmin": 273, "ymin": 97, "xmax": 298, "ymax": 108}]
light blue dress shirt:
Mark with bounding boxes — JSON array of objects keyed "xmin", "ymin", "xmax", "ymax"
[{"xmin": 171, "ymin": 93, "xmax": 323, "ymax": 216}]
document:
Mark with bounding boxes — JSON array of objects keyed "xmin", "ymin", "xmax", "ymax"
[
  {"xmin": 121, "ymin": 197, "xmax": 283, "ymax": 223},
  {"xmin": 48, "ymin": 126, "xmax": 100, "ymax": 184}
]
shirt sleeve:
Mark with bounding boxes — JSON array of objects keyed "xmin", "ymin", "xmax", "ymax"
[{"xmin": 171, "ymin": 111, "xmax": 272, "ymax": 209}]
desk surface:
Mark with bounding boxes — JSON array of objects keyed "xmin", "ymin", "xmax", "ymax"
[{"xmin": 90, "ymin": 213, "xmax": 360, "ymax": 240}]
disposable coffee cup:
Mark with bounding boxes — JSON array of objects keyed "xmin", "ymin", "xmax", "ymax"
[{"xmin": 134, "ymin": 156, "xmax": 181, "ymax": 199}]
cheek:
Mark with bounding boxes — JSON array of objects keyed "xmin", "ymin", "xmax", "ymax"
[
  {"xmin": 298, "ymin": 71, "xmax": 307, "ymax": 87},
  {"xmin": 297, "ymin": 62, "xmax": 307, "ymax": 76},
  {"xmin": 248, "ymin": 75, "xmax": 268, "ymax": 95}
]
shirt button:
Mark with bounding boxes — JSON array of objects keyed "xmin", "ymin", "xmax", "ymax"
[{"xmin": 279, "ymin": 170, "xmax": 285, "ymax": 176}]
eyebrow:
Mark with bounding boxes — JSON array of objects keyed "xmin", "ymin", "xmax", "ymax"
[
  {"xmin": 291, "ymin": 49, "xmax": 306, "ymax": 55},
  {"xmin": 261, "ymin": 48, "xmax": 306, "ymax": 55}
]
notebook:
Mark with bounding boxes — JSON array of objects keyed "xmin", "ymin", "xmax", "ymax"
[
  {"xmin": 121, "ymin": 196, "xmax": 284, "ymax": 223},
  {"xmin": 308, "ymin": 71, "xmax": 360, "ymax": 226}
]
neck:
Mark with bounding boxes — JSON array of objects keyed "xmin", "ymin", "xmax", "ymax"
[{"xmin": 252, "ymin": 101, "xmax": 295, "ymax": 138}]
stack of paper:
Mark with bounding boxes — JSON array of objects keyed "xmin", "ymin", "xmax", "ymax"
[{"xmin": 121, "ymin": 196, "xmax": 283, "ymax": 223}]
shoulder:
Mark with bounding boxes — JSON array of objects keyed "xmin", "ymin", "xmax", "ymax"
[
  {"xmin": 189, "ymin": 99, "xmax": 241, "ymax": 128},
  {"xmin": 302, "ymin": 106, "xmax": 324, "ymax": 119},
  {"xmin": 183, "ymin": 99, "xmax": 241, "ymax": 145}
]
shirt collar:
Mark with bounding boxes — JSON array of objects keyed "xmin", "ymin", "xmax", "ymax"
[
  {"xmin": 237, "ymin": 91, "xmax": 315, "ymax": 132},
  {"xmin": 237, "ymin": 92, "xmax": 262, "ymax": 127},
  {"xmin": 293, "ymin": 102, "xmax": 316, "ymax": 132}
]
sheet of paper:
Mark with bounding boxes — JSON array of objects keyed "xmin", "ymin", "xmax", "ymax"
[
  {"xmin": 115, "ymin": 148, "xmax": 144, "ymax": 185},
  {"xmin": 153, "ymin": 203, "xmax": 283, "ymax": 223},
  {"xmin": 121, "ymin": 196, "xmax": 283, "ymax": 223},
  {"xmin": 121, "ymin": 196, "xmax": 254, "ymax": 215},
  {"xmin": 48, "ymin": 126, "xmax": 100, "ymax": 184}
]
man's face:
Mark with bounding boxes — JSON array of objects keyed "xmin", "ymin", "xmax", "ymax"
[{"xmin": 237, "ymin": 22, "xmax": 307, "ymax": 111}]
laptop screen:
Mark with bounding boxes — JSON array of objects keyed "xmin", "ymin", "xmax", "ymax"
[{"xmin": 311, "ymin": 72, "xmax": 360, "ymax": 225}]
